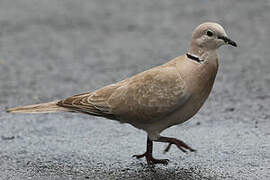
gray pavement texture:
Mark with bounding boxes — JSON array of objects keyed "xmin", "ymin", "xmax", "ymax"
[{"xmin": 0, "ymin": 0, "xmax": 270, "ymax": 179}]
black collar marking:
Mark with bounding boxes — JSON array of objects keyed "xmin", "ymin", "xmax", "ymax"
[{"xmin": 186, "ymin": 53, "xmax": 204, "ymax": 63}]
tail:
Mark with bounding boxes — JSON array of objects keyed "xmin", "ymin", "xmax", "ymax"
[{"xmin": 6, "ymin": 101, "xmax": 72, "ymax": 114}]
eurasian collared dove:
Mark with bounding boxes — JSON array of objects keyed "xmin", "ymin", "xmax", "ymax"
[{"xmin": 7, "ymin": 22, "xmax": 237, "ymax": 165}]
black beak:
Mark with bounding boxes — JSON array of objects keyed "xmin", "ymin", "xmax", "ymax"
[{"xmin": 218, "ymin": 36, "xmax": 237, "ymax": 47}]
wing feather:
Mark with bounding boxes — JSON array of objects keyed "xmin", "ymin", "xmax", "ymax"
[
  {"xmin": 57, "ymin": 84, "xmax": 123, "ymax": 119},
  {"xmin": 57, "ymin": 58, "xmax": 189, "ymax": 123}
]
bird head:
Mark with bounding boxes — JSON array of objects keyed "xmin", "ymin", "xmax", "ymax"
[{"xmin": 190, "ymin": 22, "xmax": 237, "ymax": 52}]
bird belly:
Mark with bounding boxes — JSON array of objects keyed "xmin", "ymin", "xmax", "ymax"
[{"xmin": 146, "ymin": 90, "xmax": 210, "ymax": 135}]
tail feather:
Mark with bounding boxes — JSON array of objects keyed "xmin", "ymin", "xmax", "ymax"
[{"xmin": 6, "ymin": 101, "xmax": 72, "ymax": 114}]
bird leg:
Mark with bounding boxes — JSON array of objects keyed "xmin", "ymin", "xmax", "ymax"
[
  {"xmin": 155, "ymin": 136, "xmax": 196, "ymax": 153},
  {"xmin": 133, "ymin": 136, "xmax": 169, "ymax": 165}
]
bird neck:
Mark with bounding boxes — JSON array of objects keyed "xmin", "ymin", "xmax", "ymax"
[{"xmin": 188, "ymin": 44, "xmax": 218, "ymax": 63}]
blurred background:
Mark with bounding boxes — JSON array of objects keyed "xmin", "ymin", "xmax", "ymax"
[{"xmin": 0, "ymin": 0, "xmax": 270, "ymax": 179}]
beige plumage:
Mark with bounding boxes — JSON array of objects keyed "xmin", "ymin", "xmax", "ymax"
[{"xmin": 7, "ymin": 22, "xmax": 237, "ymax": 165}]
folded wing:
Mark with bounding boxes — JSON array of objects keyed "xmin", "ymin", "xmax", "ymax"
[{"xmin": 58, "ymin": 62, "xmax": 190, "ymax": 124}]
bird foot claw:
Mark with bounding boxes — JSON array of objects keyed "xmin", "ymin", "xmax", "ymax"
[
  {"xmin": 133, "ymin": 153, "xmax": 146, "ymax": 159},
  {"xmin": 133, "ymin": 152, "xmax": 169, "ymax": 165},
  {"xmin": 159, "ymin": 137, "xmax": 196, "ymax": 153}
]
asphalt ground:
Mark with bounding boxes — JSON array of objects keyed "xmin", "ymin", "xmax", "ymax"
[{"xmin": 0, "ymin": 0, "xmax": 270, "ymax": 179}]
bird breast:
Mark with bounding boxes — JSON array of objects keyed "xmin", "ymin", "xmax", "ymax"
[{"xmin": 151, "ymin": 57, "xmax": 219, "ymax": 133}]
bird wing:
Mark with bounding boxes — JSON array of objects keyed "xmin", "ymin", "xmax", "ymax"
[
  {"xmin": 57, "ymin": 82, "xmax": 124, "ymax": 119},
  {"xmin": 107, "ymin": 63, "xmax": 190, "ymax": 124},
  {"xmin": 58, "ymin": 57, "xmax": 190, "ymax": 123}
]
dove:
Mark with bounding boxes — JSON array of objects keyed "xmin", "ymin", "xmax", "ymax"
[{"xmin": 7, "ymin": 22, "xmax": 237, "ymax": 165}]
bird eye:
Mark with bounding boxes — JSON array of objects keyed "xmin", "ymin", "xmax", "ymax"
[{"xmin": 206, "ymin": 30, "xmax": 214, "ymax": 37}]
